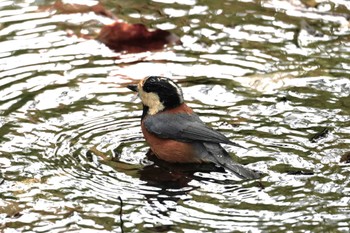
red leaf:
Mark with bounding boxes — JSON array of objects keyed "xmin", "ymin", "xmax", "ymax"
[{"xmin": 98, "ymin": 22, "xmax": 181, "ymax": 53}]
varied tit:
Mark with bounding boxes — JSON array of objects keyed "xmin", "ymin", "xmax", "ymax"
[{"xmin": 127, "ymin": 76, "xmax": 260, "ymax": 179}]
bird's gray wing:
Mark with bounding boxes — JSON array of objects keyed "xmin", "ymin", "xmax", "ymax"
[{"xmin": 144, "ymin": 113, "xmax": 242, "ymax": 147}]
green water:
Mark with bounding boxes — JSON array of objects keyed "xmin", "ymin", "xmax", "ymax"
[{"xmin": 0, "ymin": 0, "xmax": 350, "ymax": 232}]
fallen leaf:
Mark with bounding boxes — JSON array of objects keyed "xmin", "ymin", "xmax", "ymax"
[
  {"xmin": 340, "ymin": 151, "xmax": 350, "ymax": 163},
  {"xmin": 301, "ymin": 0, "xmax": 318, "ymax": 7},
  {"xmin": 88, "ymin": 146, "xmax": 109, "ymax": 160},
  {"xmin": 0, "ymin": 201, "xmax": 22, "ymax": 218},
  {"xmin": 40, "ymin": 1, "xmax": 180, "ymax": 54},
  {"xmin": 309, "ymin": 128, "xmax": 330, "ymax": 143},
  {"xmin": 98, "ymin": 21, "xmax": 181, "ymax": 53},
  {"xmin": 45, "ymin": 0, "xmax": 115, "ymax": 19}
]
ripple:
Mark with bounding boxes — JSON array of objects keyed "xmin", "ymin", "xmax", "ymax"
[{"xmin": 1, "ymin": 0, "xmax": 350, "ymax": 232}]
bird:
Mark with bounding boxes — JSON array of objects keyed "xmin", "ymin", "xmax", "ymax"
[{"xmin": 127, "ymin": 76, "xmax": 260, "ymax": 179}]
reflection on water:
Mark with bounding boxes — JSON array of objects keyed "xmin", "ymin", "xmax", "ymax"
[{"xmin": 1, "ymin": 0, "xmax": 350, "ymax": 232}]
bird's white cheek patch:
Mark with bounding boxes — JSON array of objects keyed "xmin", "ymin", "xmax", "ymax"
[{"xmin": 139, "ymin": 89, "xmax": 165, "ymax": 115}]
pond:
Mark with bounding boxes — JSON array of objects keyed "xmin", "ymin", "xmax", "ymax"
[{"xmin": 1, "ymin": 0, "xmax": 350, "ymax": 232}]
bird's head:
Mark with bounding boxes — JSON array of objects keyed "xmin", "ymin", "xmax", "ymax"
[{"xmin": 127, "ymin": 76, "xmax": 184, "ymax": 115}]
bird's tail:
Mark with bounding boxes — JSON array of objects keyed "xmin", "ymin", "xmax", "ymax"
[
  {"xmin": 203, "ymin": 143, "xmax": 261, "ymax": 179},
  {"xmin": 216, "ymin": 154, "xmax": 261, "ymax": 179}
]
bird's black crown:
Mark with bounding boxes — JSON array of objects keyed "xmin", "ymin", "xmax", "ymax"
[{"xmin": 143, "ymin": 76, "xmax": 184, "ymax": 109}]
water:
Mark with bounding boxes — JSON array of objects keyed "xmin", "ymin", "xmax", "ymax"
[{"xmin": 1, "ymin": 0, "xmax": 350, "ymax": 232}]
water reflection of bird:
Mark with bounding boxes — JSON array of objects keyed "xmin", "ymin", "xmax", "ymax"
[{"xmin": 127, "ymin": 76, "xmax": 260, "ymax": 179}]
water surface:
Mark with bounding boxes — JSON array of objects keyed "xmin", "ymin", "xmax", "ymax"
[{"xmin": 1, "ymin": 0, "xmax": 350, "ymax": 232}]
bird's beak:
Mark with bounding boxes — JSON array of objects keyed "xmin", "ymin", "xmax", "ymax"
[{"xmin": 127, "ymin": 84, "xmax": 138, "ymax": 92}]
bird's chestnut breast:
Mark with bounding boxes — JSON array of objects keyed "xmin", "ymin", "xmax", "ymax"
[{"xmin": 141, "ymin": 103, "xmax": 202, "ymax": 163}]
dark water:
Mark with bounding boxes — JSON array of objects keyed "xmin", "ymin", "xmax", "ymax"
[{"xmin": 1, "ymin": 0, "xmax": 350, "ymax": 232}]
